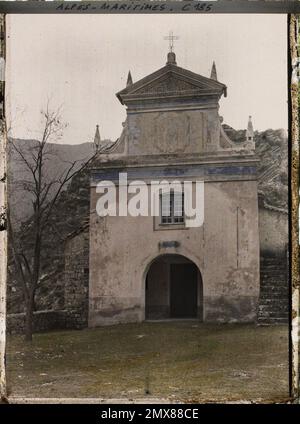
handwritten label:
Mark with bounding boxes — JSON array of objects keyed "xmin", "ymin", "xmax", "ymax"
[{"xmin": 55, "ymin": 2, "xmax": 215, "ymax": 13}]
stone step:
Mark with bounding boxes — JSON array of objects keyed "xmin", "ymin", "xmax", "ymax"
[
  {"xmin": 260, "ymin": 288, "xmax": 288, "ymax": 294},
  {"xmin": 261, "ymin": 280, "xmax": 287, "ymax": 284},
  {"xmin": 260, "ymin": 287, "xmax": 288, "ymax": 292},
  {"xmin": 258, "ymin": 304, "xmax": 288, "ymax": 311},
  {"xmin": 257, "ymin": 318, "xmax": 289, "ymax": 325},
  {"xmin": 261, "ymin": 275, "xmax": 287, "ymax": 279},
  {"xmin": 261, "ymin": 276, "xmax": 287, "ymax": 280},
  {"xmin": 259, "ymin": 290, "xmax": 288, "ymax": 297},
  {"xmin": 260, "ymin": 281, "xmax": 288, "ymax": 286},
  {"xmin": 260, "ymin": 285, "xmax": 288, "ymax": 290},
  {"xmin": 258, "ymin": 310, "xmax": 289, "ymax": 318},
  {"xmin": 259, "ymin": 301, "xmax": 288, "ymax": 307},
  {"xmin": 261, "ymin": 266, "xmax": 287, "ymax": 271},
  {"xmin": 259, "ymin": 312, "xmax": 289, "ymax": 318},
  {"xmin": 259, "ymin": 298, "xmax": 289, "ymax": 305},
  {"xmin": 261, "ymin": 270, "xmax": 288, "ymax": 273},
  {"xmin": 258, "ymin": 254, "xmax": 288, "ymax": 324},
  {"xmin": 259, "ymin": 299, "xmax": 289, "ymax": 305},
  {"xmin": 261, "ymin": 260, "xmax": 287, "ymax": 263},
  {"xmin": 258, "ymin": 311, "xmax": 288, "ymax": 317},
  {"xmin": 261, "ymin": 273, "xmax": 287, "ymax": 278},
  {"xmin": 259, "ymin": 294, "xmax": 288, "ymax": 299}
]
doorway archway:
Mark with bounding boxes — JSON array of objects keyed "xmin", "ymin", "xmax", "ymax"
[{"xmin": 145, "ymin": 254, "xmax": 203, "ymax": 320}]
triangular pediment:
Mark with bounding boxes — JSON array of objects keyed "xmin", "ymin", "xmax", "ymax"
[
  {"xmin": 131, "ymin": 73, "xmax": 207, "ymax": 95},
  {"xmin": 117, "ymin": 64, "xmax": 227, "ymax": 105}
]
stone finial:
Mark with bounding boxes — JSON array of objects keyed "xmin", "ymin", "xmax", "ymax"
[
  {"xmin": 246, "ymin": 116, "xmax": 254, "ymax": 141},
  {"xmin": 167, "ymin": 51, "xmax": 177, "ymax": 65},
  {"xmin": 126, "ymin": 70, "xmax": 133, "ymax": 87},
  {"xmin": 210, "ymin": 61, "xmax": 218, "ymax": 81},
  {"xmin": 94, "ymin": 124, "xmax": 101, "ymax": 151},
  {"xmin": 245, "ymin": 116, "xmax": 255, "ymax": 150},
  {"xmin": 247, "ymin": 115, "xmax": 254, "ymax": 132}
]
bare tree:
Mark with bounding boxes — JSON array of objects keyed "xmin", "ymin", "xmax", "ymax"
[{"xmin": 8, "ymin": 105, "xmax": 96, "ymax": 341}]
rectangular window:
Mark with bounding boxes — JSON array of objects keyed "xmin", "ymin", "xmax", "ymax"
[{"xmin": 160, "ymin": 190, "xmax": 184, "ymax": 225}]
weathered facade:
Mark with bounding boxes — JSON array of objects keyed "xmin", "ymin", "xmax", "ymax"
[{"xmin": 88, "ymin": 52, "xmax": 260, "ymax": 326}]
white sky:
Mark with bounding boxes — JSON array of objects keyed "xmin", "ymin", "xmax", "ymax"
[{"xmin": 6, "ymin": 14, "xmax": 288, "ymax": 145}]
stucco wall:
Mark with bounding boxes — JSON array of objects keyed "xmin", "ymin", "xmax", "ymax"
[
  {"xmin": 259, "ymin": 207, "xmax": 288, "ymax": 254},
  {"xmin": 127, "ymin": 108, "xmax": 221, "ymax": 155},
  {"xmin": 89, "ymin": 178, "xmax": 259, "ymax": 326}
]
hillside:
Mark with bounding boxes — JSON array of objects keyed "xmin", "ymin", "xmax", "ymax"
[
  {"xmin": 255, "ymin": 129, "xmax": 288, "ymax": 210},
  {"xmin": 7, "ymin": 139, "xmax": 95, "ymax": 225},
  {"xmin": 223, "ymin": 126, "xmax": 288, "ymax": 210}
]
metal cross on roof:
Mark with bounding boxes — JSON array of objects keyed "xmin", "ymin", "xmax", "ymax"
[{"xmin": 164, "ymin": 31, "xmax": 179, "ymax": 53}]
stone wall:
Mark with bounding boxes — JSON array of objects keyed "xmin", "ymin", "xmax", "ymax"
[
  {"xmin": 63, "ymin": 226, "xmax": 89, "ymax": 328},
  {"xmin": 7, "ymin": 310, "xmax": 69, "ymax": 335},
  {"xmin": 7, "ymin": 308, "xmax": 88, "ymax": 335},
  {"xmin": 6, "ymin": 226, "xmax": 90, "ymax": 335}
]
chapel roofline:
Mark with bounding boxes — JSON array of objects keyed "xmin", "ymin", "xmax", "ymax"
[{"xmin": 116, "ymin": 53, "xmax": 227, "ymax": 106}]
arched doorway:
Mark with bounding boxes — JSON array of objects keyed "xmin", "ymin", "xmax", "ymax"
[{"xmin": 145, "ymin": 254, "xmax": 203, "ymax": 320}]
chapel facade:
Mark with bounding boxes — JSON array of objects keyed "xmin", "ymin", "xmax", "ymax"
[{"xmin": 88, "ymin": 51, "xmax": 260, "ymax": 326}]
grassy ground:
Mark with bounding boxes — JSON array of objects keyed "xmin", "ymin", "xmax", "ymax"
[{"xmin": 6, "ymin": 322, "xmax": 289, "ymax": 402}]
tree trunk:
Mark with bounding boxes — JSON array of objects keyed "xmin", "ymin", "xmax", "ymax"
[
  {"xmin": 24, "ymin": 297, "xmax": 34, "ymax": 342},
  {"xmin": 24, "ymin": 228, "xmax": 41, "ymax": 342}
]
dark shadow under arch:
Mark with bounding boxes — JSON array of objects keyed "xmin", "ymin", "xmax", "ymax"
[{"xmin": 145, "ymin": 254, "xmax": 203, "ymax": 320}]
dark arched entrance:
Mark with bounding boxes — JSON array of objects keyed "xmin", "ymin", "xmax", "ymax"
[{"xmin": 145, "ymin": 254, "xmax": 203, "ymax": 320}]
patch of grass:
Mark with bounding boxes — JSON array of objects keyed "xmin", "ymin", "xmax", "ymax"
[{"xmin": 6, "ymin": 322, "xmax": 289, "ymax": 402}]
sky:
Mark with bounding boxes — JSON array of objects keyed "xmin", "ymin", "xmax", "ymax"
[{"xmin": 6, "ymin": 14, "xmax": 288, "ymax": 145}]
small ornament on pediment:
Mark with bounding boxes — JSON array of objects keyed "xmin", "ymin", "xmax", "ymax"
[{"xmin": 138, "ymin": 75, "xmax": 200, "ymax": 95}]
